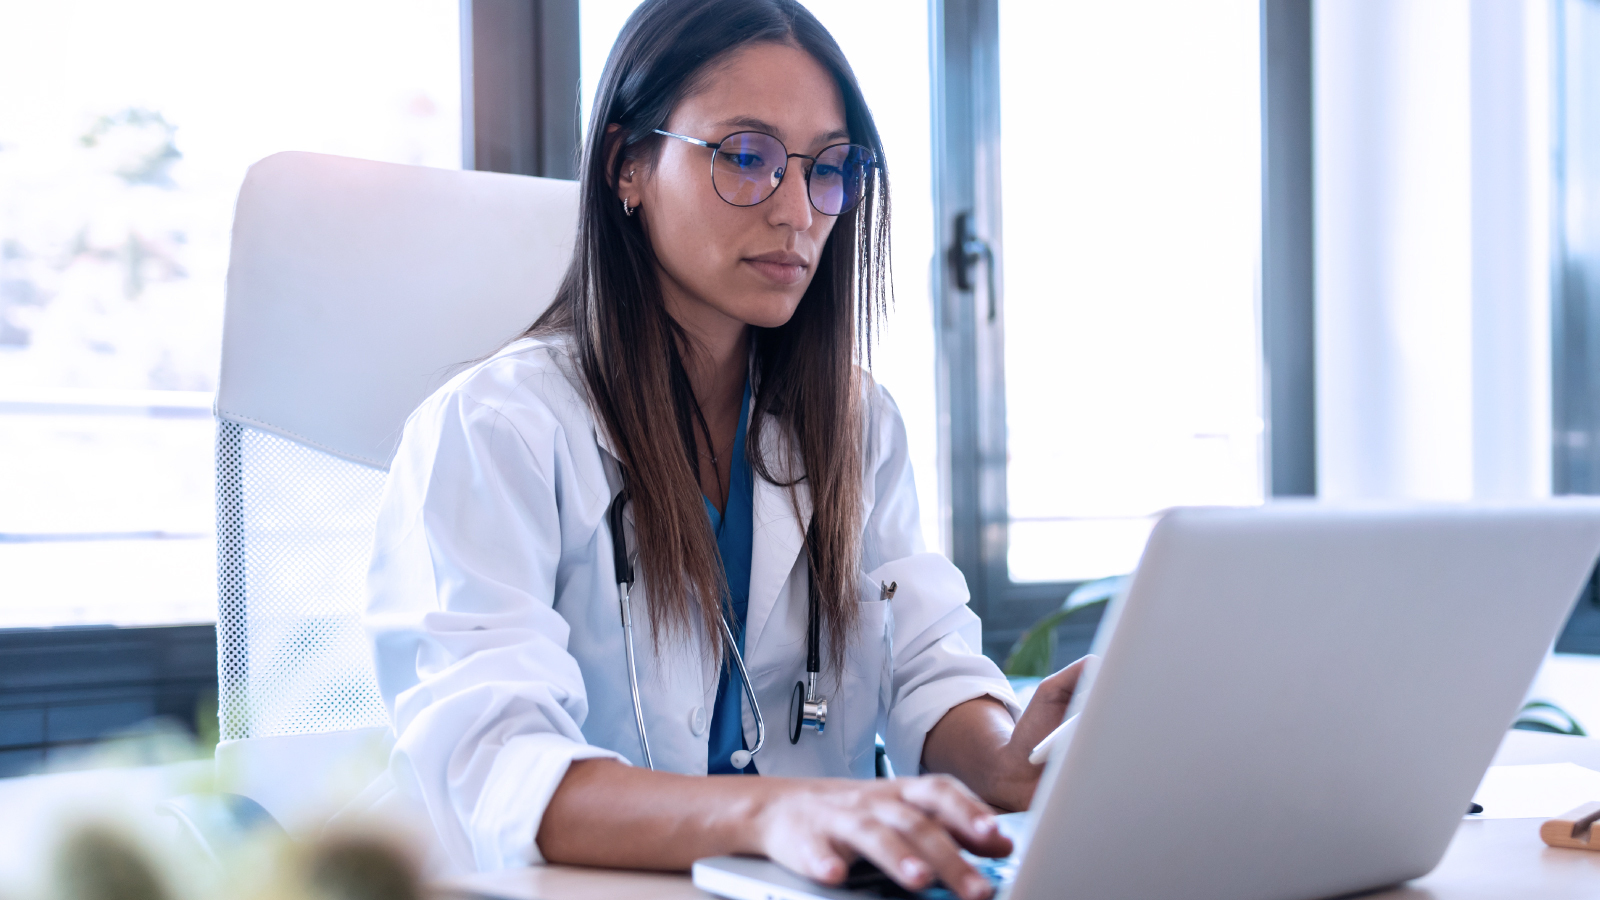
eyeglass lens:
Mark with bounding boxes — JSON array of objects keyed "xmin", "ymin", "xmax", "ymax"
[{"xmin": 710, "ymin": 131, "xmax": 873, "ymax": 216}]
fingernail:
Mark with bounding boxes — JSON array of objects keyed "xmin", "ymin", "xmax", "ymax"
[
  {"xmin": 901, "ymin": 859, "xmax": 929, "ymax": 883},
  {"xmin": 973, "ymin": 816, "xmax": 996, "ymax": 834},
  {"xmin": 966, "ymin": 875, "xmax": 993, "ymax": 898}
]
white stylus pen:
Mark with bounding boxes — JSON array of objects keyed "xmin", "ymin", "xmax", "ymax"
[{"xmin": 1027, "ymin": 713, "xmax": 1080, "ymax": 765}]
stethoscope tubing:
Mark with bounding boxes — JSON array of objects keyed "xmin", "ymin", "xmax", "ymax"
[
  {"xmin": 618, "ymin": 579, "xmax": 654, "ymax": 769},
  {"xmin": 608, "ymin": 489, "xmax": 777, "ymax": 771}
]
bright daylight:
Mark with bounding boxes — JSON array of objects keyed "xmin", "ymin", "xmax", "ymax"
[{"xmin": 1, "ymin": 3, "xmax": 1598, "ymax": 900}]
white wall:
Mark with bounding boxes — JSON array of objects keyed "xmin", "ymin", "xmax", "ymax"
[{"xmin": 1314, "ymin": 0, "xmax": 1551, "ymax": 501}]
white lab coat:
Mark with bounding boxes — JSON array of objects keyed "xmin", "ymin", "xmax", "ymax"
[{"xmin": 365, "ymin": 335, "xmax": 1018, "ymax": 873}]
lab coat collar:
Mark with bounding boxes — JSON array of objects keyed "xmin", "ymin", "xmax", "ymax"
[{"xmin": 744, "ymin": 417, "xmax": 812, "ymax": 663}]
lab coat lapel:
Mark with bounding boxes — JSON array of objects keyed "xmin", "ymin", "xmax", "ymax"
[
  {"xmin": 744, "ymin": 420, "xmax": 811, "ymax": 662},
  {"xmin": 590, "ymin": 368, "xmax": 807, "ymax": 666}
]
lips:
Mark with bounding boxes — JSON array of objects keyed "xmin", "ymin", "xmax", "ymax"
[{"xmin": 745, "ymin": 251, "xmax": 809, "ymax": 286}]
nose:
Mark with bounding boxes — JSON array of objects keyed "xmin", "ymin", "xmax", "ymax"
[{"xmin": 765, "ymin": 157, "xmax": 815, "ymax": 232}]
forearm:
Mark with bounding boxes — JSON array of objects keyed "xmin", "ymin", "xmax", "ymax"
[
  {"xmin": 921, "ymin": 697, "xmax": 1028, "ymax": 811},
  {"xmin": 538, "ymin": 755, "xmax": 1014, "ymax": 900},
  {"xmin": 922, "ymin": 659, "xmax": 1090, "ymax": 813},
  {"xmin": 537, "ymin": 758, "xmax": 775, "ymax": 868}
]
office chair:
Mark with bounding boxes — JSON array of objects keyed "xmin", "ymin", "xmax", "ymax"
[{"xmin": 209, "ymin": 150, "xmax": 577, "ymax": 836}]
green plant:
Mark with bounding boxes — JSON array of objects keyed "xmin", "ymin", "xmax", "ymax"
[
  {"xmin": 1003, "ymin": 575, "xmax": 1128, "ymax": 677},
  {"xmin": 1513, "ymin": 700, "xmax": 1587, "ymax": 737}
]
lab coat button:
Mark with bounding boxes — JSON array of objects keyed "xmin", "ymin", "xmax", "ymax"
[{"xmin": 689, "ymin": 706, "xmax": 707, "ymax": 736}]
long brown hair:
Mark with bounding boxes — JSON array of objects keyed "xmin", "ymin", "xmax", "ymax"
[{"xmin": 529, "ymin": 0, "xmax": 891, "ymax": 671}]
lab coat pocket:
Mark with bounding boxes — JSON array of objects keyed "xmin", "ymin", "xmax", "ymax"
[{"xmin": 838, "ymin": 576, "xmax": 894, "ymax": 774}]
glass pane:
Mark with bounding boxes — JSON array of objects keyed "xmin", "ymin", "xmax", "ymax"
[
  {"xmin": 998, "ymin": 0, "xmax": 1264, "ymax": 582},
  {"xmin": 579, "ymin": 1, "xmax": 942, "ymax": 549},
  {"xmin": 0, "ymin": 0, "xmax": 461, "ymax": 627},
  {"xmin": 1556, "ymin": 0, "xmax": 1600, "ymax": 491}
]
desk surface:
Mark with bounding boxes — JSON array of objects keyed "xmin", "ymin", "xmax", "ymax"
[{"xmin": 439, "ymin": 730, "xmax": 1600, "ymax": 900}]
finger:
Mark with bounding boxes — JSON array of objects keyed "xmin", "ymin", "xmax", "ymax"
[
  {"xmin": 1013, "ymin": 655, "xmax": 1097, "ymax": 748},
  {"xmin": 898, "ymin": 776, "xmax": 1013, "ymax": 857},
  {"xmin": 874, "ymin": 801, "xmax": 995, "ymax": 900},
  {"xmin": 1038, "ymin": 654, "xmax": 1095, "ymax": 702},
  {"xmin": 772, "ymin": 832, "xmax": 851, "ymax": 885},
  {"xmin": 834, "ymin": 813, "xmax": 942, "ymax": 894}
]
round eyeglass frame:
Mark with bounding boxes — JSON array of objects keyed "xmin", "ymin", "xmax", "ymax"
[{"xmin": 652, "ymin": 128, "xmax": 877, "ymax": 216}]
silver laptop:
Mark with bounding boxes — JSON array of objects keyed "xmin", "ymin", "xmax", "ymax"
[{"xmin": 693, "ymin": 502, "xmax": 1600, "ymax": 900}]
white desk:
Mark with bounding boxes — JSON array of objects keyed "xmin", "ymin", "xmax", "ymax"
[
  {"xmin": 440, "ymin": 731, "xmax": 1600, "ymax": 900},
  {"xmin": 1, "ymin": 733, "xmax": 1594, "ymax": 899}
]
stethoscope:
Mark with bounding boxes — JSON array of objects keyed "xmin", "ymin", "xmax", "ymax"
[{"xmin": 606, "ymin": 489, "xmax": 827, "ymax": 772}]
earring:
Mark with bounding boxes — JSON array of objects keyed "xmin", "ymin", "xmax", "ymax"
[{"xmin": 622, "ymin": 197, "xmax": 636, "ymax": 217}]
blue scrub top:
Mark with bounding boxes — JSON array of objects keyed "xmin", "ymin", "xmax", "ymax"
[{"xmin": 705, "ymin": 380, "xmax": 757, "ymax": 775}]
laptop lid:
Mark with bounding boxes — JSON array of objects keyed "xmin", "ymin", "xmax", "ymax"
[{"xmin": 1015, "ymin": 502, "xmax": 1600, "ymax": 900}]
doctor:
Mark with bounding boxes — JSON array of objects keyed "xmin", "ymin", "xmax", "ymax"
[{"xmin": 365, "ymin": 1, "xmax": 1084, "ymax": 897}]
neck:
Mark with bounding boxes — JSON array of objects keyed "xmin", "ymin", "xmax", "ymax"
[
  {"xmin": 663, "ymin": 288, "xmax": 750, "ymax": 423},
  {"xmin": 681, "ymin": 324, "xmax": 749, "ymax": 427}
]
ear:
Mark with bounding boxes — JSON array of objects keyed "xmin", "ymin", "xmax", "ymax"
[{"xmin": 604, "ymin": 123, "xmax": 644, "ymax": 208}]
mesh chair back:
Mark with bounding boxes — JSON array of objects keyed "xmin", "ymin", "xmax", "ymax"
[{"xmin": 216, "ymin": 152, "xmax": 576, "ymax": 741}]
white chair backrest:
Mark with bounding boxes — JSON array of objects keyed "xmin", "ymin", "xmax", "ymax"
[{"xmin": 215, "ymin": 151, "xmax": 577, "ymax": 743}]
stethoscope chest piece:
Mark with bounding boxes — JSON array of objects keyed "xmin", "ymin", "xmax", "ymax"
[{"xmin": 790, "ymin": 675, "xmax": 827, "ymax": 743}]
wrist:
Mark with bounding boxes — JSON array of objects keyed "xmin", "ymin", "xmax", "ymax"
[
  {"xmin": 974, "ymin": 736, "xmax": 1039, "ymax": 812},
  {"xmin": 720, "ymin": 776, "xmax": 787, "ymax": 856}
]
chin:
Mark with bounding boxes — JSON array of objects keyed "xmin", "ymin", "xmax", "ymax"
[
  {"xmin": 745, "ymin": 302, "xmax": 804, "ymax": 330},
  {"xmin": 735, "ymin": 292, "xmax": 806, "ymax": 330}
]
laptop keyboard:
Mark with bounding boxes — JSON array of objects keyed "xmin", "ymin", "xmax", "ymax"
[{"xmin": 842, "ymin": 854, "xmax": 1019, "ymax": 899}]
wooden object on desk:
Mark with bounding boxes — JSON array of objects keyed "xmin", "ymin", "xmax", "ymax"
[{"xmin": 1540, "ymin": 802, "xmax": 1600, "ymax": 852}]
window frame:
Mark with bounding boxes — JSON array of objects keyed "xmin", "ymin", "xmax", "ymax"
[
  {"xmin": 930, "ymin": 0, "xmax": 1071, "ymax": 659},
  {"xmin": 930, "ymin": 0, "xmax": 1311, "ymax": 658}
]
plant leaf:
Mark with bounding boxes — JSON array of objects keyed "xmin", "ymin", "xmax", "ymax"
[
  {"xmin": 1514, "ymin": 700, "xmax": 1587, "ymax": 737},
  {"xmin": 1003, "ymin": 608, "xmax": 1072, "ymax": 677}
]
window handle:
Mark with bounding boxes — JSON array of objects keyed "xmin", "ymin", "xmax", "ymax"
[{"xmin": 950, "ymin": 211, "xmax": 998, "ymax": 322}]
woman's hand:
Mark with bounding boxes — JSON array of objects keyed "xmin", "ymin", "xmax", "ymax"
[
  {"xmin": 540, "ymin": 661, "xmax": 1095, "ymax": 898},
  {"xmin": 921, "ymin": 655, "xmax": 1095, "ymax": 813},
  {"xmin": 993, "ymin": 656, "xmax": 1094, "ymax": 806},
  {"xmin": 752, "ymin": 774, "xmax": 1013, "ymax": 900},
  {"xmin": 540, "ymin": 761, "xmax": 1011, "ymax": 900}
]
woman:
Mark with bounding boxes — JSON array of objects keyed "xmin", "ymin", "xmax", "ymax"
[{"xmin": 366, "ymin": 1, "xmax": 1083, "ymax": 897}]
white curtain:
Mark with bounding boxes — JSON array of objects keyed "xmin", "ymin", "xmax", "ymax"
[{"xmin": 1314, "ymin": 0, "xmax": 1552, "ymax": 501}]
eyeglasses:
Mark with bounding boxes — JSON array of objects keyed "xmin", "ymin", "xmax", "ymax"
[{"xmin": 653, "ymin": 129, "xmax": 876, "ymax": 216}]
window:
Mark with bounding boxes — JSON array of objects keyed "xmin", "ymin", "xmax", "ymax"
[
  {"xmin": 1556, "ymin": 0, "xmax": 1600, "ymax": 495},
  {"xmin": 996, "ymin": 1, "xmax": 1263, "ymax": 583},
  {"xmin": 933, "ymin": 0, "xmax": 1263, "ymax": 649},
  {"xmin": 1553, "ymin": 0, "xmax": 1600, "ymax": 663},
  {"xmin": 0, "ymin": 0, "xmax": 461, "ymax": 628}
]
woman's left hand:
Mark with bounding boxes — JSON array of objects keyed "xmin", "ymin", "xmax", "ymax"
[
  {"xmin": 986, "ymin": 656, "xmax": 1093, "ymax": 810},
  {"xmin": 923, "ymin": 655, "xmax": 1095, "ymax": 812}
]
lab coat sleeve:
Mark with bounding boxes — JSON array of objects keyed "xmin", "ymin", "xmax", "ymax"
[
  {"xmin": 366, "ymin": 388, "xmax": 624, "ymax": 873},
  {"xmin": 862, "ymin": 385, "xmax": 1022, "ymax": 778}
]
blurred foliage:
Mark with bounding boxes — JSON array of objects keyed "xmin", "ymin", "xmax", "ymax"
[
  {"xmin": 1004, "ymin": 575, "xmax": 1127, "ymax": 677},
  {"xmin": 53, "ymin": 824, "xmax": 169, "ymax": 900},
  {"xmin": 20, "ymin": 726, "xmax": 420, "ymax": 900},
  {"xmin": 194, "ymin": 691, "xmax": 220, "ymax": 755},
  {"xmin": 42, "ymin": 817, "xmax": 422, "ymax": 900},
  {"xmin": 1513, "ymin": 700, "xmax": 1587, "ymax": 737},
  {"xmin": 79, "ymin": 109, "xmax": 182, "ymax": 189},
  {"xmin": 1, "ymin": 104, "xmax": 212, "ymax": 390}
]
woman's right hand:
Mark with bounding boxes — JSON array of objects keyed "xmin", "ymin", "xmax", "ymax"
[{"xmin": 750, "ymin": 774, "xmax": 1013, "ymax": 900}]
